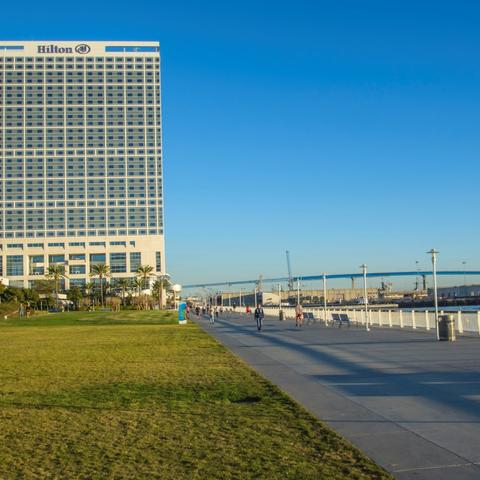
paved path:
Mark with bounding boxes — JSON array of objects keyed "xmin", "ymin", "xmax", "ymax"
[{"xmin": 195, "ymin": 313, "xmax": 480, "ymax": 480}]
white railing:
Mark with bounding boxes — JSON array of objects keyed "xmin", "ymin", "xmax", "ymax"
[{"xmin": 261, "ymin": 307, "xmax": 480, "ymax": 336}]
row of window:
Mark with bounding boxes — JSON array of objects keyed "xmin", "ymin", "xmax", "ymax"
[
  {"xmin": 0, "ymin": 76, "xmax": 159, "ymax": 83},
  {"xmin": 2, "ymin": 148, "xmax": 162, "ymax": 156},
  {"xmin": 1, "ymin": 57, "xmax": 159, "ymax": 63},
  {"xmin": 2, "ymin": 142, "xmax": 159, "ymax": 148},
  {"xmin": 1, "ymin": 191, "xmax": 162, "ymax": 202},
  {"xmin": 1, "ymin": 142, "xmax": 159, "ymax": 149},
  {"xmin": 1, "ymin": 228, "xmax": 164, "ymax": 239},
  {"xmin": 0, "ymin": 199, "xmax": 162, "ymax": 208},
  {"xmin": 1, "ymin": 106, "xmax": 160, "ymax": 113},
  {"xmin": 0, "ymin": 251, "xmax": 162, "ymax": 276},
  {"xmin": 2, "ymin": 84, "xmax": 156, "ymax": 91},
  {"xmin": 2, "ymin": 240, "xmax": 133, "ymax": 249}
]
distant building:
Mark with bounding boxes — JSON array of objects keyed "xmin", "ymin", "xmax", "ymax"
[
  {"xmin": 0, "ymin": 41, "xmax": 165, "ymax": 290},
  {"xmin": 284, "ymin": 288, "xmax": 379, "ymax": 303},
  {"xmin": 221, "ymin": 291, "xmax": 280, "ymax": 307},
  {"xmin": 433, "ymin": 285, "xmax": 480, "ymax": 298}
]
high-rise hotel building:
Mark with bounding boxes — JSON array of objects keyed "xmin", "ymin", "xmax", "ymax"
[{"xmin": 0, "ymin": 41, "xmax": 165, "ymax": 289}]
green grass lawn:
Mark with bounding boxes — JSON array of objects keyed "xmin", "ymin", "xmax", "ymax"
[{"xmin": 0, "ymin": 310, "xmax": 391, "ymax": 479}]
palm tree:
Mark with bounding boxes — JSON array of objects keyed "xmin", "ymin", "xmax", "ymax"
[
  {"xmin": 46, "ymin": 264, "xmax": 68, "ymax": 308},
  {"xmin": 152, "ymin": 280, "xmax": 162, "ymax": 308},
  {"xmin": 133, "ymin": 277, "xmax": 143, "ymax": 297},
  {"xmin": 90, "ymin": 263, "xmax": 110, "ymax": 307},
  {"xmin": 152, "ymin": 275, "xmax": 169, "ymax": 309},
  {"xmin": 83, "ymin": 281, "xmax": 95, "ymax": 307},
  {"xmin": 116, "ymin": 278, "xmax": 130, "ymax": 307},
  {"xmin": 136, "ymin": 265, "xmax": 154, "ymax": 290}
]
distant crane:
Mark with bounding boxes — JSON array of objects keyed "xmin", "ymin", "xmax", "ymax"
[{"xmin": 286, "ymin": 250, "xmax": 294, "ymax": 291}]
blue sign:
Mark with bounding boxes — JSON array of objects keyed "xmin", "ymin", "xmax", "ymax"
[{"xmin": 178, "ymin": 302, "xmax": 187, "ymax": 324}]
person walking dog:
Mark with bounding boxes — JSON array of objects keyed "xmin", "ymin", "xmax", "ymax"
[{"xmin": 254, "ymin": 304, "xmax": 265, "ymax": 331}]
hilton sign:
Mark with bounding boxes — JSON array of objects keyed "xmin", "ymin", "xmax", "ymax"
[{"xmin": 37, "ymin": 44, "xmax": 91, "ymax": 54}]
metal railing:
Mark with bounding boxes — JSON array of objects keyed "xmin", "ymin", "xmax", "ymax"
[{"xmin": 261, "ymin": 307, "xmax": 480, "ymax": 336}]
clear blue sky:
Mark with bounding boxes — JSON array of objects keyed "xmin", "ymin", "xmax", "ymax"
[{"xmin": 4, "ymin": 0, "xmax": 480, "ymax": 289}]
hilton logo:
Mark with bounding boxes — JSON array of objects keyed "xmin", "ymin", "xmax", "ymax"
[
  {"xmin": 75, "ymin": 44, "xmax": 91, "ymax": 54},
  {"xmin": 37, "ymin": 44, "xmax": 91, "ymax": 54}
]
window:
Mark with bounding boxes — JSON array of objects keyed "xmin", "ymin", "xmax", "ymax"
[
  {"xmin": 90, "ymin": 253, "xmax": 106, "ymax": 267},
  {"xmin": 156, "ymin": 252, "xmax": 161, "ymax": 272},
  {"xmin": 70, "ymin": 265, "xmax": 86, "ymax": 275},
  {"xmin": 49, "ymin": 254, "xmax": 65, "ymax": 264},
  {"xmin": 69, "ymin": 254, "xmax": 85, "ymax": 261},
  {"xmin": 130, "ymin": 252, "xmax": 141, "ymax": 273},
  {"xmin": 110, "ymin": 253, "xmax": 126, "ymax": 273},
  {"xmin": 28, "ymin": 255, "xmax": 44, "ymax": 275},
  {"xmin": 7, "ymin": 255, "xmax": 23, "ymax": 276}
]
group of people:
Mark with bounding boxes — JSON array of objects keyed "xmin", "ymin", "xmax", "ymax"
[
  {"xmin": 194, "ymin": 305, "xmax": 227, "ymax": 325},
  {"xmin": 194, "ymin": 302, "xmax": 305, "ymax": 332}
]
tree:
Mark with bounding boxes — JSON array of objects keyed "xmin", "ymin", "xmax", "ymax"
[
  {"xmin": 90, "ymin": 264, "xmax": 110, "ymax": 307},
  {"xmin": 1, "ymin": 286, "xmax": 25, "ymax": 304},
  {"xmin": 67, "ymin": 286, "xmax": 83, "ymax": 310},
  {"xmin": 133, "ymin": 277, "xmax": 143, "ymax": 297},
  {"xmin": 46, "ymin": 264, "xmax": 68, "ymax": 308},
  {"xmin": 136, "ymin": 265, "xmax": 154, "ymax": 290},
  {"xmin": 83, "ymin": 281, "xmax": 96, "ymax": 307},
  {"xmin": 152, "ymin": 277, "xmax": 169, "ymax": 309},
  {"xmin": 0, "ymin": 283, "xmax": 5, "ymax": 303},
  {"xmin": 32, "ymin": 279, "xmax": 55, "ymax": 296},
  {"xmin": 152, "ymin": 280, "xmax": 162, "ymax": 308},
  {"xmin": 23, "ymin": 288, "xmax": 39, "ymax": 308},
  {"xmin": 116, "ymin": 278, "xmax": 130, "ymax": 307}
]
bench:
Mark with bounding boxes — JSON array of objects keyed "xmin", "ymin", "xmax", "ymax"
[
  {"xmin": 303, "ymin": 312, "xmax": 316, "ymax": 325},
  {"xmin": 331, "ymin": 313, "xmax": 351, "ymax": 328}
]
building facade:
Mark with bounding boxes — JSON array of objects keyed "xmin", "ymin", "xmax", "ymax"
[{"xmin": 0, "ymin": 41, "xmax": 165, "ymax": 289}]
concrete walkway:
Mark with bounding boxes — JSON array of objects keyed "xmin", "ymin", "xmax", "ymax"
[{"xmin": 195, "ymin": 313, "xmax": 480, "ymax": 480}]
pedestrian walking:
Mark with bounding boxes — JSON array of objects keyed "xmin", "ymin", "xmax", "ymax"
[
  {"xmin": 254, "ymin": 303, "xmax": 265, "ymax": 331},
  {"xmin": 209, "ymin": 307, "xmax": 215, "ymax": 325},
  {"xmin": 295, "ymin": 303, "xmax": 304, "ymax": 327}
]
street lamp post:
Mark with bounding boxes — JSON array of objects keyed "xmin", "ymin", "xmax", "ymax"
[
  {"xmin": 297, "ymin": 278, "xmax": 300, "ymax": 305},
  {"xmin": 239, "ymin": 289, "xmax": 242, "ymax": 308},
  {"xmin": 462, "ymin": 260, "xmax": 467, "ymax": 288},
  {"xmin": 428, "ymin": 249, "xmax": 440, "ymax": 341},
  {"xmin": 360, "ymin": 264, "xmax": 369, "ymax": 331},
  {"xmin": 415, "ymin": 260, "xmax": 419, "ymax": 291},
  {"xmin": 254, "ymin": 286, "xmax": 258, "ymax": 309},
  {"xmin": 323, "ymin": 273, "xmax": 327, "ymax": 325}
]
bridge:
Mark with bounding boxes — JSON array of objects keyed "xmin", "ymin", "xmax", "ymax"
[{"xmin": 183, "ymin": 270, "xmax": 480, "ymax": 289}]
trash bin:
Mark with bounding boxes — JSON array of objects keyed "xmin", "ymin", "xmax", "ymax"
[
  {"xmin": 438, "ymin": 314, "xmax": 456, "ymax": 341},
  {"xmin": 279, "ymin": 309, "xmax": 284, "ymax": 321}
]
